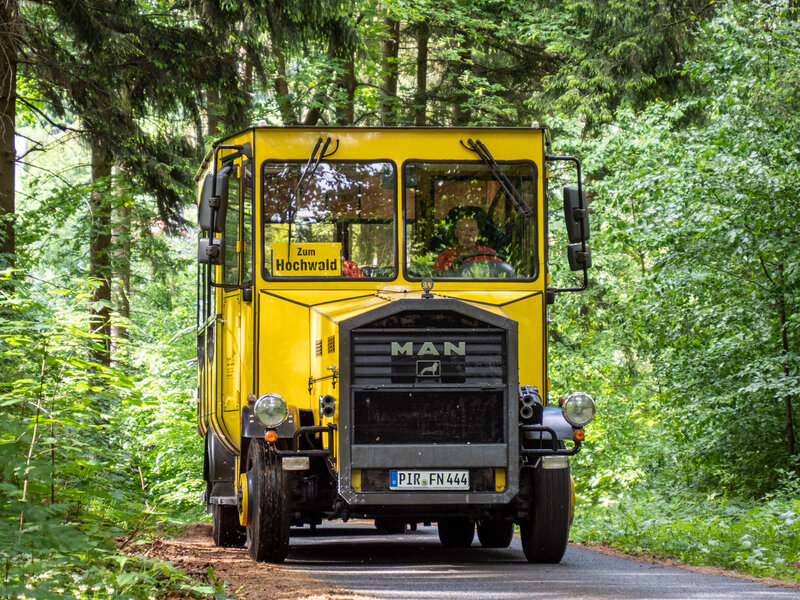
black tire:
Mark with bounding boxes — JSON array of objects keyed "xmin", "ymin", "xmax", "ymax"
[
  {"xmin": 212, "ymin": 503, "xmax": 245, "ymax": 547},
  {"xmin": 437, "ymin": 519, "xmax": 475, "ymax": 548},
  {"xmin": 245, "ymin": 439, "xmax": 290, "ymax": 563},
  {"xmin": 519, "ymin": 465, "xmax": 571, "ymax": 563},
  {"xmin": 375, "ymin": 518, "xmax": 406, "ymax": 534},
  {"xmin": 476, "ymin": 519, "xmax": 514, "ymax": 548}
]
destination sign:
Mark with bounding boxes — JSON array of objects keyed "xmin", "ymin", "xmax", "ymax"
[{"xmin": 271, "ymin": 242, "xmax": 342, "ymax": 277}]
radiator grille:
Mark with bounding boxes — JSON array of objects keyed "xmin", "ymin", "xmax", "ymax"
[
  {"xmin": 352, "ymin": 329, "xmax": 505, "ymax": 386},
  {"xmin": 353, "ymin": 390, "xmax": 504, "ymax": 444},
  {"xmin": 349, "ymin": 309, "xmax": 507, "ymax": 446}
]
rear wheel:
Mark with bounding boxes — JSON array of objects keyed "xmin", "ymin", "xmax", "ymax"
[
  {"xmin": 375, "ymin": 518, "xmax": 406, "ymax": 534},
  {"xmin": 476, "ymin": 520, "xmax": 514, "ymax": 548},
  {"xmin": 519, "ymin": 465, "xmax": 571, "ymax": 563},
  {"xmin": 245, "ymin": 439, "xmax": 290, "ymax": 563},
  {"xmin": 212, "ymin": 503, "xmax": 245, "ymax": 547},
  {"xmin": 437, "ymin": 519, "xmax": 475, "ymax": 548}
]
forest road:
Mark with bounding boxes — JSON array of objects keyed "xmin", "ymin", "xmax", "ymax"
[
  {"xmin": 159, "ymin": 522, "xmax": 800, "ymax": 600},
  {"xmin": 285, "ymin": 521, "xmax": 800, "ymax": 600}
]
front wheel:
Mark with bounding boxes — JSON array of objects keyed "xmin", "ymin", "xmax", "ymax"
[
  {"xmin": 519, "ymin": 465, "xmax": 571, "ymax": 563},
  {"xmin": 245, "ymin": 439, "xmax": 290, "ymax": 563},
  {"xmin": 437, "ymin": 519, "xmax": 475, "ymax": 548}
]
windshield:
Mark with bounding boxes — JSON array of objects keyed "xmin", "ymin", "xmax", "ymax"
[
  {"xmin": 404, "ymin": 161, "xmax": 538, "ymax": 279},
  {"xmin": 262, "ymin": 161, "xmax": 396, "ymax": 279}
]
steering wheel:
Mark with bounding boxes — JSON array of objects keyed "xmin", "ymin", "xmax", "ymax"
[{"xmin": 453, "ymin": 252, "xmax": 516, "ymax": 278}]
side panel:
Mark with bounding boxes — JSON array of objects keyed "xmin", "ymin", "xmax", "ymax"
[
  {"xmin": 217, "ymin": 289, "xmax": 242, "ymax": 450},
  {"xmin": 309, "ymin": 310, "xmax": 340, "ymax": 464},
  {"xmin": 256, "ymin": 292, "xmax": 313, "ymax": 412}
]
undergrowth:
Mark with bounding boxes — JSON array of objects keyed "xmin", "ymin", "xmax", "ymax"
[
  {"xmin": 0, "ymin": 271, "xmax": 227, "ymax": 599},
  {"xmin": 572, "ymin": 489, "xmax": 800, "ymax": 584},
  {"xmin": 2, "ymin": 543, "xmax": 230, "ymax": 600}
]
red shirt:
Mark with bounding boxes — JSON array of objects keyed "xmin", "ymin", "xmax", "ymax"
[{"xmin": 342, "ymin": 259, "xmax": 364, "ymax": 278}]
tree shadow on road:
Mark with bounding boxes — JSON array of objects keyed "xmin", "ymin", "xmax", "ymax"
[{"xmin": 287, "ymin": 525, "xmax": 527, "ymax": 567}]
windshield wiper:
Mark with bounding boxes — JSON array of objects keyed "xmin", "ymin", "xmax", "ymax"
[
  {"xmin": 287, "ymin": 137, "xmax": 335, "ymax": 249},
  {"xmin": 461, "ymin": 138, "xmax": 533, "ymax": 217}
]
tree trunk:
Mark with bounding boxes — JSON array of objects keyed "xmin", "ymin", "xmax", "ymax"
[
  {"xmin": 381, "ymin": 17, "xmax": 400, "ymax": 126},
  {"xmin": 273, "ymin": 47, "xmax": 297, "ymax": 125},
  {"xmin": 207, "ymin": 87, "xmax": 220, "ymax": 138},
  {"xmin": 110, "ymin": 171, "xmax": 130, "ymax": 361},
  {"xmin": 242, "ymin": 53, "xmax": 254, "ymax": 124},
  {"xmin": 337, "ymin": 57, "xmax": 356, "ymax": 125},
  {"xmin": 322, "ymin": 17, "xmax": 357, "ymax": 126},
  {"xmin": 414, "ymin": 21, "xmax": 430, "ymax": 127},
  {"xmin": 89, "ymin": 142, "xmax": 112, "ymax": 367},
  {"xmin": 0, "ymin": 0, "xmax": 18, "ymax": 270},
  {"xmin": 452, "ymin": 43, "xmax": 473, "ymax": 126},
  {"xmin": 303, "ymin": 105, "xmax": 322, "ymax": 126},
  {"xmin": 777, "ymin": 263, "xmax": 796, "ymax": 458}
]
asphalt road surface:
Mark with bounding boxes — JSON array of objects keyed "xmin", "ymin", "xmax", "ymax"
[{"xmin": 286, "ymin": 521, "xmax": 800, "ymax": 600}]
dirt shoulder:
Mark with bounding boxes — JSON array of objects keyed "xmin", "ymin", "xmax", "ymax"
[{"xmin": 148, "ymin": 523, "xmax": 374, "ymax": 600}]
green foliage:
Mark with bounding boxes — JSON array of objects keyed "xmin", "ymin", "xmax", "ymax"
[
  {"xmin": 407, "ymin": 0, "xmax": 556, "ymax": 126},
  {"xmin": 576, "ymin": 0, "xmax": 799, "ymax": 496},
  {"xmin": 528, "ymin": 0, "xmax": 712, "ymax": 126},
  {"xmin": 125, "ymin": 235, "xmax": 205, "ymax": 516},
  {"xmin": 4, "ymin": 127, "xmax": 213, "ymax": 598},
  {"xmin": 551, "ymin": 0, "xmax": 800, "ymax": 582},
  {"xmin": 0, "ymin": 271, "xmax": 222, "ymax": 598},
  {"xmin": 16, "ymin": 0, "xmax": 253, "ymax": 221},
  {"xmin": 7, "ymin": 0, "xmax": 800, "ymax": 591},
  {"xmin": 572, "ymin": 492, "xmax": 800, "ymax": 583}
]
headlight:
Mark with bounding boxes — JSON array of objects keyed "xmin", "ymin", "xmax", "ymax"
[
  {"xmin": 562, "ymin": 391, "xmax": 595, "ymax": 427},
  {"xmin": 252, "ymin": 393, "xmax": 288, "ymax": 427}
]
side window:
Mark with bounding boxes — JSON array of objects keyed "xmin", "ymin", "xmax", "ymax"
[
  {"xmin": 222, "ymin": 164, "xmax": 241, "ymax": 286},
  {"xmin": 241, "ymin": 160, "xmax": 253, "ymax": 284},
  {"xmin": 197, "ymin": 265, "xmax": 204, "ymax": 326},
  {"xmin": 198, "ymin": 259, "xmax": 214, "ymax": 322}
]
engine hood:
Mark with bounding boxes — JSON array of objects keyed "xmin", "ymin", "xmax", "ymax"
[{"xmin": 262, "ymin": 288, "xmax": 543, "ymax": 323}]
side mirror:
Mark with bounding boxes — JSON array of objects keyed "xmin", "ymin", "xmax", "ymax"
[
  {"xmin": 563, "ymin": 186, "xmax": 590, "ymax": 244},
  {"xmin": 198, "ymin": 175, "xmax": 214, "ymax": 231},
  {"xmin": 213, "ymin": 165, "xmax": 231, "ymax": 233},
  {"xmin": 198, "ymin": 165, "xmax": 232, "ymax": 233},
  {"xmin": 198, "ymin": 237, "xmax": 223, "ymax": 265},
  {"xmin": 568, "ymin": 243, "xmax": 592, "ymax": 271}
]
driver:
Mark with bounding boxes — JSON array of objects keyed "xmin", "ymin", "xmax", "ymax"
[{"xmin": 434, "ymin": 210, "xmax": 502, "ymax": 271}]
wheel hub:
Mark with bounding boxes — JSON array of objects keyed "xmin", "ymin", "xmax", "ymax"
[{"xmin": 238, "ymin": 472, "xmax": 249, "ymax": 526}]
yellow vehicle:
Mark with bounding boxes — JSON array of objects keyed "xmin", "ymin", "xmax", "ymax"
[{"xmin": 195, "ymin": 126, "xmax": 594, "ymax": 564}]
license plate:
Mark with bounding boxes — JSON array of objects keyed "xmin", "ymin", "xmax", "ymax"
[{"xmin": 389, "ymin": 470, "xmax": 469, "ymax": 490}]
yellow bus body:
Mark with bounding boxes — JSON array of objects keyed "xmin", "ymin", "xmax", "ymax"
[{"xmin": 196, "ymin": 126, "xmax": 592, "ymax": 563}]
